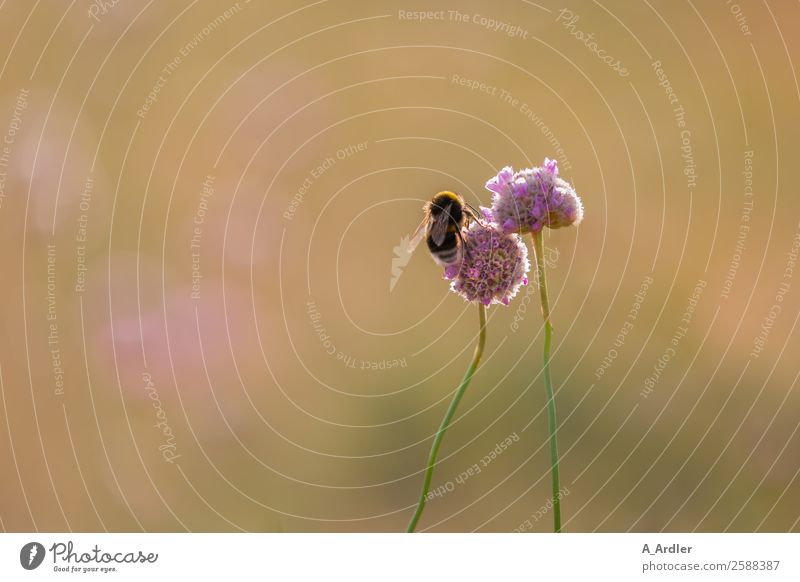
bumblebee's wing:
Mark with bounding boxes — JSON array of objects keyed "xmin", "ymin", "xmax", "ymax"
[
  {"xmin": 406, "ymin": 216, "xmax": 428, "ymax": 254},
  {"xmin": 429, "ymin": 202, "xmax": 451, "ymax": 246}
]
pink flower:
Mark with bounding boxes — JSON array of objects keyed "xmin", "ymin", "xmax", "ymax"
[
  {"xmin": 486, "ymin": 158, "xmax": 583, "ymax": 234},
  {"xmin": 445, "ymin": 222, "xmax": 529, "ymax": 306}
]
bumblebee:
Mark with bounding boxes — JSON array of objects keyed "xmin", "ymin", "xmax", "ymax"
[{"xmin": 408, "ymin": 191, "xmax": 483, "ymax": 267}]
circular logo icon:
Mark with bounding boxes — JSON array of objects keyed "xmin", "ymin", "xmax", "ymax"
[{"xmin": 20, "ymin": 542, "xmax": 46, "ymax": 570}]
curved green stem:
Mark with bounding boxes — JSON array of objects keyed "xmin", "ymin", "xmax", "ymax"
[
  {"xmin": 407, "ymin": 303, "xmax": 487, "ymax": 533},
  {"xmin": 532, "ymin": 230, "xmax": 562, "ymax": 533}
]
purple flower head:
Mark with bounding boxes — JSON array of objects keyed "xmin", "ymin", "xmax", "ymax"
[
  {"xmin": 485, "ymin": 166, "xmax": 513, "ymax": 194},
  {"xmin": 444, "ymin": 222, "xmax": 530, "ymax": 306},
  {"xmin": 485, "ymin": 159, "xmax": 583, "ymax": 234}
]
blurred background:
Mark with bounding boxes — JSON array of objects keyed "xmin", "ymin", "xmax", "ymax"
[{"xmin": 0, "ymin": 0, "xmax": 798, "ymax": 532}]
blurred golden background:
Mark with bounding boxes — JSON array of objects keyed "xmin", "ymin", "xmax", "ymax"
[{"xmin": 1, "ymin": 0, "xmax": 799, "ymax": 532}]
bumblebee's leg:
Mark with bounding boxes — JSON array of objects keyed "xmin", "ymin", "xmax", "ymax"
[
  {"xmin": 456, "ymin": 227, "xmax": 471, "ymax": 261},
  {"xmin": 464, "ymin": 202, "xmax": 488, "ymax": 227}
]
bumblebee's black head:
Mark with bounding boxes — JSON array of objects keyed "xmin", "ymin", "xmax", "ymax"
[{"xmin": 429, "ymin": 191, "xmax": 464, "ymax": 223}]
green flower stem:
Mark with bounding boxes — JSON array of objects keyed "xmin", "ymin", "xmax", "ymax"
[
  {"xmin": 532, "ymin": 230, "xmax": 562, "ymax": 533},
  {"xmin": 407, "ymin": 303, "xmax": 487, "ymax": 533}
]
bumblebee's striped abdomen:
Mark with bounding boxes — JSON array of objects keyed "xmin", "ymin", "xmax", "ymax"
[{"xmin": 427, "ymin": 231, "xmax": 461, "ymax": 266}]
